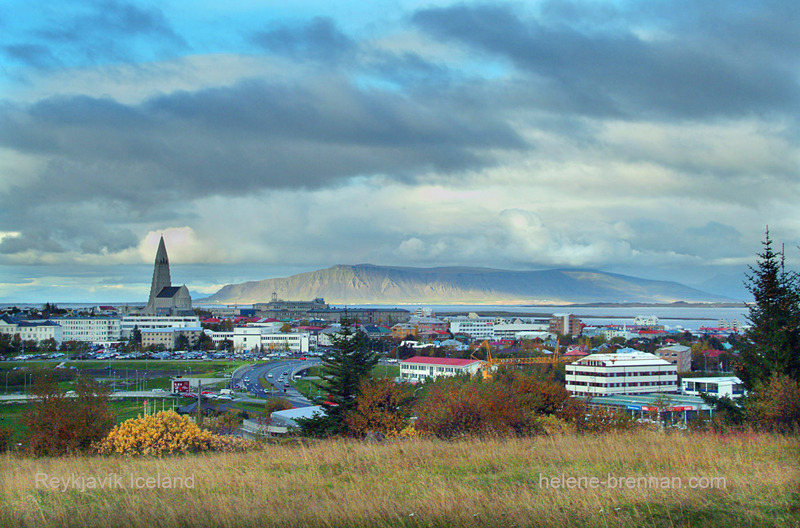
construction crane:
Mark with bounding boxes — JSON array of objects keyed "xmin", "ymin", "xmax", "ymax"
[{"xmin": 471, "ymin": 338, "xmax": 576, "ymax": 379}]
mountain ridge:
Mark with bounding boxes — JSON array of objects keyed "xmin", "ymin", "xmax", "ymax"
[{"xmin": 202, "ymin": 264, "xmax": 731, "ymax": 305}]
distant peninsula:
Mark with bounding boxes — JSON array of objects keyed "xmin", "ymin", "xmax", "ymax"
[{"xmin": 202, "ymin": 264, "xmax": 733, "ymax": 305}]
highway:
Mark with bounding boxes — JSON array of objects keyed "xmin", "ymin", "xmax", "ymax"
[{"xmin": 231, "ymin": 359, "xmax": 321, "ymax": 408}]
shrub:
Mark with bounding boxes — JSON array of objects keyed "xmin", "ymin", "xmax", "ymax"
[
  {"xmin": 345, "ymin": 378, "xmax": 414, "ymax": 437},
  {"xmin": 22, "ymin": 375, "xmax": 114, "ymax": 456},
  {"xmin": 97, "ymin": 411, "xmax": 253, "ymax": 456},
  {"xmin": 0, "ymin": 425, "xmax": 13, "ymax": 452},
  {"xmin": 414, "ymin": 377, "xmax": 540, "ymax": 438},
  {"xmin": 747, "ymin": 374, "xmax": 800, "ymax": 432}
]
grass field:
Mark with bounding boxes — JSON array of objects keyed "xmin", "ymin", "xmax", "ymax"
[{"xmin": 0, "ymin": 431, "xmax": 797, "ymax": 527}]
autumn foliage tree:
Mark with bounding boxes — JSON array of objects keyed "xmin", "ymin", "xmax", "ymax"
[
  {"xmin": 345, "ymin": 378, "xmax": 414, "ymax": 436},
  {"xmin": 22, "ymin": 374, "xmax": 115, "ymax": 456},
  {"xmin": 746, "ymin": 374, "xmax": 800, "ymax": 432}
]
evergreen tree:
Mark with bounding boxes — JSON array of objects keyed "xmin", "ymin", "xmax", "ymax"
[
  {"xmin": 298, "ymin": 317, "xmax": 378, "ymax": 437},
  {"xmin": 737, "ymin": 229, "xmax": 800, "ymax": 391}
]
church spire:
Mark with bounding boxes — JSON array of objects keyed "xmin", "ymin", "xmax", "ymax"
[{"xmin": 144, "ymin": 235, "xmax": 172, "ymax": 313}]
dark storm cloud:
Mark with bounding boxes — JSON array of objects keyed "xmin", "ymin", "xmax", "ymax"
[
  {"xmin": 2, "ymin": 44, "xmax": 59, "ymax": 69},
  {"xmin": 250, "ymin": 17, "xmax": 355, "ymax": 63},
  {"xmin": 0, "ymin": 75, "xmax": 526, "ymax": 252},
  {"xmin": 0, "ymin": 230, "xmax": 65, "ymax": 254},
  {"xmin": 412, "ymin": 2, "xmax": 800, "ymax": 120},
  {"xmin": 8, "ymin": 0, "xmax": 185, "ymax": 67}
]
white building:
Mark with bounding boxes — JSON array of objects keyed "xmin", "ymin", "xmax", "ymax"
[
  {"xmin": 53, "ymin": 317, "xmax": 121, "ymax": 344},
  {"xmin": 206, "ymin": 326, "xmax": 311, "ymax": 353},
  {"xmin": 120, "ymin": 315, "xmax": 202, "ymax": 338},
  {"xmin": 448, "ymin": 317, "xmax": 495, "ymax": 340},
  {"xmin": 634, "ymin": 315, "xmax": 660, "ymax": 326},
  {"xmin": 565, "ymin": 351, "xmax": 678, "ymax": 398},
  {"xmin": 493, "ymin": 323, "xmax": 551, "ymax": 340},
  {"xmin": 399, "ymin": 356, "xmax": 483, "ymax": 382},
  {"xmin": 682, "ymin": 377, "xmax": 745, "ymax": 398},
  {"xmin": 0, "ymin": 315, "xmax": 63, "ymax": 345},
  {"xmin": 605, "ymin": 328, "xmax": 634, "ymax": 341}
]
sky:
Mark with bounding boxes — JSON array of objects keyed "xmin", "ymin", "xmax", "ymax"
[{"xmin": 0, "ymin": 0, "xmax": 798, "ymax": 303}]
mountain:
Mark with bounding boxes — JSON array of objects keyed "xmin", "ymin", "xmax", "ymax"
[{"xmin": 202, "ymin": 264, "xmax": 729, "ymax": 305}]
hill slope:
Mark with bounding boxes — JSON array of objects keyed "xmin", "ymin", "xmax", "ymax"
[{"xmin": 203, "ymin": 264, "xmax": 728, "ymax": 304}]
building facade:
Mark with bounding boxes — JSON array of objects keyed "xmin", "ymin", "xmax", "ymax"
[
  {"xmin": 565, "ymin": 351, "xmax": 678, "ymax": 397},
  {"xmin": 399, "ymin": 356, "xmax": 483, "ymax": 382},
  {"xmin": 54, "ymin": 317, "xmax": 121, "ymax": 344},
  {"xmin": 549, "ymin": 313, "xmax": 582, "ymax": 336},
  {"xmin": 653, "ymin": 344, "xmax": 692, "ymax": 373},
  {"xmin": 205, "ymin": 327, "xmax": 310, "ymax": 353},
  {"xmin": 448, "ymin": 318, "xmax": 495, "ymax": 340},
  {"xmin": 682, "ymin": 377, "xmax": 745, "ymax": 398},
  {"xmin": 120, "ymin": 315, "xmax": 202, "ymax": 338},
  {"xmin": 0, "ymin": 315, "xmax": 63, "ymax": 344}
]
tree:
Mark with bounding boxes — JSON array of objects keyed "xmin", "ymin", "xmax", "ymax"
[
  {"xmin": 297, "ymin": 318, "xmax": 378, "ymax": 437},
  {"xmin": 129, "ymin": 325, "xmax": 142, "ymax": 352},
  {"xmin": 175, "ymin": 333, "xmax": 190, "ymax": 351},
  {"xmin": 737, "ymin": 229, "xmax": 800, "ymax": 391},
  {"xmin": 746, "ymin": 374, "xmax": 800, "ymax": 432},
  {"xmin": 22, "ymin": 374, "xmax": 114, "ymax": 455},
  {"xmin": 345, "ymin": 378, "xmax": 414, "ymax": 437}
]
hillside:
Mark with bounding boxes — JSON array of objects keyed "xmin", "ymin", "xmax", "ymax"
[{"xmin": 203, "ymin": 264, "xmax": 729, "ymax": 304}]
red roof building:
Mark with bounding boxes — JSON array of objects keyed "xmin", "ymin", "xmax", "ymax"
[{"xmin": 399, "ymin": 356, "xmax": 483, "ymax": 382}]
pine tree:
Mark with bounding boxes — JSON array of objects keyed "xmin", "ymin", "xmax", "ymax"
[
  {"xmin": 298, "ymin": 317, "xmax": 378, "ymax": 436},
  {"xmin": 737, "ymin": 229, "xmax": 800, "ymax": 390}
]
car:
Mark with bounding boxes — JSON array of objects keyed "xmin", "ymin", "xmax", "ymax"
[
  {"xmin": 152, "ymin": 388, "xmax": 165, "ymax": 392},
  {"xmin": 267, "ymin": 373, "xmax": 273, "ymax": 378},
  {"xmin": 181, "ymin": 393, "xmax": 197, "ymax": 398}
]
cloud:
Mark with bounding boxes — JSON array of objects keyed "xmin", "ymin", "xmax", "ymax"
[
  {"xmin": 31, "ymin": 0, "xmax": 186, "ymax": 66},
  {"xmin": 412, "ymin": 2, "xmax": 800, "ymax": 119},
  {"xmin": 250, "ymin": 17, "xmax": 356, "ymax": 63}
]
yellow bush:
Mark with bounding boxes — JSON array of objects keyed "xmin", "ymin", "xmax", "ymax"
[{"xmin": 96, "ymin": 411, "xmax": 252, "ymax": 456}]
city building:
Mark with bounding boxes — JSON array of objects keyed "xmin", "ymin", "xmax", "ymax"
[
  {"xmin": 634, "ymin": 315, "xmax": 660, "ymax": 326},
  {"xmin": 549, "ymin": 313, "xmax": 582, "ymax": 336},
  {"xmin": 565, "ymin": 351, "xmax": 678, "ymax": 397},
  {"xmin": 140, "ymin": 236, "xmax": 193, "ymax": 316},
  {"xmin": 681, "ymin": 377, "xmax": 745, "ymax": 398},
  {"xmin": 399, "ymin": 356, "xmax": 484, "ymax": 382},
  {"xmin": 306, "ymin": 307, "xmax": 410, "ymax": 324},
  {"xmin": 408, "ymin": 316, "xmax": 448, "ymax": 333},
  {"xmin": 120, "ymin": 315, "xmax": 202, "ymax": 338},
  {"xmin": 253, "ymin": 295, "xmax": 329, "ymax": 319},
  {"xmin": 584, "ymin": 393, "xmax": 713, "ymax": 424},
  {"xmin": 205, "ymin": 327, "xmax": 311, "ymax": 353},
  {"xmin": 653, "ymin": 344, "xmax": 692, "ymax": 373},
  {"xmin": 492, "ymin": 322, "xmax": 551, "ymax": 340},
  {"xmin": 53, "ymin": 316, "xmax": 121, "ymax": 344},
  {"xmin": 391, "ymin": 323, "xmax": 418, "ymax": 339},
  {"xmin": 448, "ymin": 317, "xmax": 495, "ymax": 340},
  {"xmin": 0, "ymin": 314, "xmax": 63, "ymax": 344}
]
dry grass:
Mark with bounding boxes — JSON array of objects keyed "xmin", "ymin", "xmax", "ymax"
[{"xmin": 1, "ymin": 431, "xmax": 798, "ymax": 528}]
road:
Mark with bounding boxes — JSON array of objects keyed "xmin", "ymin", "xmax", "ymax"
[{"xmin": 231, "ymin": 359, "xmax": 321, "ymax": 408}]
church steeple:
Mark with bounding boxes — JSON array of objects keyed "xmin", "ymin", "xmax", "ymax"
[{"xmin": 144, "ymin": 235, "xmax": 172, "ymax": 313}]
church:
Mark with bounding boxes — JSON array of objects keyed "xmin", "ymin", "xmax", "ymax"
[{"xmin": 140, "ymin": 236, "xmax": 194, "ymax": 316}]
